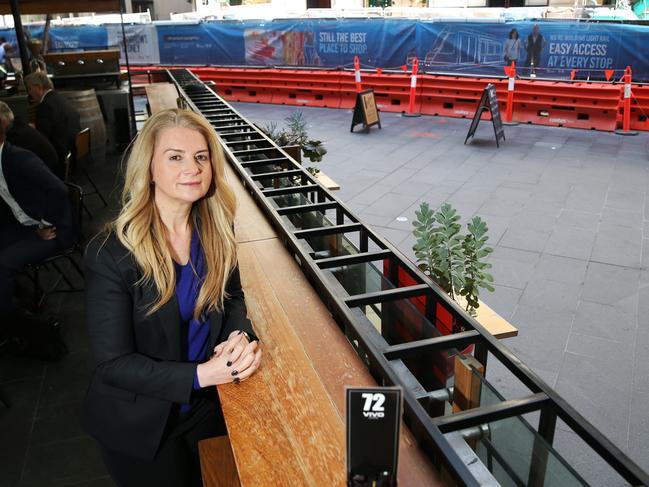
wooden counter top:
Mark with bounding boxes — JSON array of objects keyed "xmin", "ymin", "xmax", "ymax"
[{"xmin": 211, "ymin": 164, "xmax": 443, "ymax": 486}]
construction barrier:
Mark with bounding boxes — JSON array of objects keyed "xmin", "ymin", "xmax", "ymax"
[
  {"xmin": 616, "ymin": 66, "xmax": 639, "ymax": 135},
  {"xmin": 505, "ymin": 62, "xmax": 516, "ymax": 124},
  {"xmin": 192, "ymin": 67, "xmax": 343, "ymax": 108},
  {"xmin": 128, "ymin": 65, "xmax": 645, "ymax": 133},
  {"xmin": 628, "ymin": 83, "xmax": 649, "ymax": 132},
  {"xmin": 349, "ymin": 70, "xmax": 422, "ymax": 114},
  {"xmin": 419, "ymin": 75, "xmax": 496, "ymax": 120},
  {"xmin": 404, "ymin": 58, "xmax": 421, "ymax": 117},
  {"xmin": 354, "ymin": 56, "xmax": 362, "ymax": 92},
  {"xmin": 508, "ymin": 79, "xmax": 621, "ymax": 131}
]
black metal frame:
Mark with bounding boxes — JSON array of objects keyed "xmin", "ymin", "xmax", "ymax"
[{"xmin": 166, "ymin": 68, "xmax": 649, "ymax": 487}]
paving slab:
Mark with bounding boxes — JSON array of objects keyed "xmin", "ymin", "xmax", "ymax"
[
  {"xmin": 591, "ymin": 224, "xmax": 643, "ymax": 268},
  {"xmin": 572, "ymin": 300, "xmax": 637, "ymax": 343},
  {"xmin": 544, "ymin": 225, "xmax": 597, "ymax": 261},
  {"xmin": 582, "ymin": 262, "xmax": 640, "ymax": 308},
  {"xmin": 533, "ymin": 254, "xmax": 588, "ymax": 284},
  {"xmin": 556, "ymin": 209, "xmax": 601, "ymax": 232}
]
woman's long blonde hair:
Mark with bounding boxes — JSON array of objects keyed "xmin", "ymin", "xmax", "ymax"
[{"xmin": 111, "ymin": 108, "xmax": 237, "ymax": 319}]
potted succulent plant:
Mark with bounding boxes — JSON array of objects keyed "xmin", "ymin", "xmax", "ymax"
[
  {"xmin": 262, "ymin": 111, "xmax": 327, "ymax": 177},
  {"xmin": 412, "ymin": 202, "xmax": 494, "ymax": 318}
]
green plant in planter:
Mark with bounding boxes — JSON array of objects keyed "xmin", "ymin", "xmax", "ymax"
[
  {"xmin": 460, "ymin": 216, "xmax": 495, "ymax": 314},
  {"xmin": 285, "ymin": 111, "xmax": 308, "ymax": 146},
  {"xmin": 413, "ymin": 202, "xmax": 494, "ymax": 316},
  {"xmin": 263, "ymin": 111, "xmax": 327, "ymax": 171},
  {"xmin": 301, "ymin": 140, "xmax": 327, "ymax": 164},
  {"xmin": 413, "ymin": 202, "xmax": 463, "ymax": 300},
  {"xmin": 262, "ymin": 121, "xmax": 281, "ymax": 143}
]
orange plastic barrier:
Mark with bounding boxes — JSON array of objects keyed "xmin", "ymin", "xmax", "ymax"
[
  {"xmin": 127, "ymin": 65, "xmax": 644, "ymax": 133},
  {"xmin": 192, "ymin": 67, "xmax": 342, "ymax": 108},
  {"xmin": 191, "ymin": 67, "xmax": 275, "ymax": 104},
  {"xmin": 268, "ymin": 68, "xmax": 342, "ymax": 108},
  {"xmin": 510, "ymin": 79, "xmax": 620, "ymax": 131},
  {"xmin": 418, "ymin": 75, "xmax": 620, "ymax": 131},
  {"xmin": 419, "ymin": 75, "xmax": 498, "ymax": 119},
  {"xmin": 627, "ymin": 84, "xmax": 649, "ymax": 132},
  {"xmin": 340, "ymin": 70, "xmax": 422, "ymax": 113}
]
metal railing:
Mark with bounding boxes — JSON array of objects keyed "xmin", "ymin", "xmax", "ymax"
[{"xmin": 166, "ymin": 67, "xmax": 649, "ymax": 486}]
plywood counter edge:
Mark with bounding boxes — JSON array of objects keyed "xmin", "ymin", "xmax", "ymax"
[{"xmin": 456, "ymin": 295, "xmax": 519, "ymax": 340}]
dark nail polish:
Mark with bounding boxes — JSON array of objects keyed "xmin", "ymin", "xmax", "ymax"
[
  {"xmin": 226, "ymin": 361, "xmax": 232, "ymax": 367},
  {"xmin": 233, "ymin": 377, "xmax": 240, "ymax": 384},
  {"xmin": 232, "ymin": 370, "xmax": 238, "ymax": 376}
]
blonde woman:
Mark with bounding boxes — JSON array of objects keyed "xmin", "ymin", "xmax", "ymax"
[{"xmin": 82, "ymin": 109, "xmax": 261, "ymax": 486}]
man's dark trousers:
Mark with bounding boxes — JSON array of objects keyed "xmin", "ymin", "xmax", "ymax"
[{"xmin": 0, "ymin": 223, "xmax": 62, "ymax": 313}]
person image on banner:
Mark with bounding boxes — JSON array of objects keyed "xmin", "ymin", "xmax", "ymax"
[
  {"xmin": 524, "ymin": 24, "xmax": 546, "ymax": 75},
  {"xmin": 504, "ymin": 28, "xmax": 522, "ymax": 66},
  {"xmin": 303, "ymin": 31, "xmax": 321, "ymax": 66}
]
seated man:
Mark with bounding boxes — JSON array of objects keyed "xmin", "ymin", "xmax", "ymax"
[
  {"xmin": 0, "ymin": 102, "xmax": 61, "ymax": 178},
  {"xmin": 23, "ymin": 71, "xmax": 80, "ymax": 166},
  {"xmin": 0, "ymin": 121, "xmax": 77, "ymax": 332}
]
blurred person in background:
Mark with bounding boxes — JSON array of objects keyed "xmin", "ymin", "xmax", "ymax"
[
  {"xmin": 24, "ymin": 70, "xmax": 80, "ymax": 166},
  {"xmin": 0, "ymin": 115, "xmax": 76, "ymax": 336},
  {"xmin": 0, "ymin": 102, "xmax": 61, "ymax": 178}
]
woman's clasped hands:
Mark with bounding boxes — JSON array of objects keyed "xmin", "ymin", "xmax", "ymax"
[{"xmin": 196, "ymin": 330, "xmax": 262, "ymax": 387}]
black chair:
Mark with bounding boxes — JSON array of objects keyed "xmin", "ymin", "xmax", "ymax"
[
  {"xmin": 26, "ymin": 183, "xmax": 85, "ymax": 309},
  {"xmin": 0, "ymin": 386, "xmax": 11, "ymax": 408},
  {"xmin": 72, "ymin": 128, "xmax": 107, "ymax": 218},
  {"xmin": 62, "ymin": 151, "xmax": 72, "ymax": 183}
]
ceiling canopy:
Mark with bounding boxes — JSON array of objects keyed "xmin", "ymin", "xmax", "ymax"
[{"xmin": 0, "ymin": 0, "xmax": 121, "ymax": 15}]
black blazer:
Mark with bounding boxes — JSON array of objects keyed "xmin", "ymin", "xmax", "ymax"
[
  {"xmin": 81, "ymin": 233, "xmax": 256, "ymax": 460},
  {"xmin": 35, "ymin": 90, "xmax": 81, "ymax": 162},
  {"xmin": 0, "ymin": 142, "xmax": 76, "ymax": 248},
  {"xmin": 7, "ymin": 117, "xmax": 61, "ymax": 178}
]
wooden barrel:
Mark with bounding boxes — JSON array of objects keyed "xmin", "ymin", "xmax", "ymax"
[{"xmin": 60, "ymin": 89, "xmax": 107, "ymax": 165}]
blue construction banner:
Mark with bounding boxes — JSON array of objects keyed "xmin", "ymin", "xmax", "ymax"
[
  {"xmin": 413, "ymin": 21, "xmax": 637, "ymax": 79},
  {"xmin": 157, "ymin": 22, "xmax": 218, "ymax": 65},
  {"xmin": 226, "ymin": 19, "xmax": 416, "ymax": 69},
  {"xmin": 2, "ymin": 19, "xmax": 649, "ymax": 80},
  {"xmin": 46, "ymin": 25, "xmax": 108, "ymax": 51},
  {"xmin": 0, "ymin": 24, "xmax": 108, "ymax": 51}
]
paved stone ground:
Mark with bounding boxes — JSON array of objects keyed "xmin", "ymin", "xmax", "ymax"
[{"xmin": 233, "ymin": 102, "xmax": 649, "ymax": 486}]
